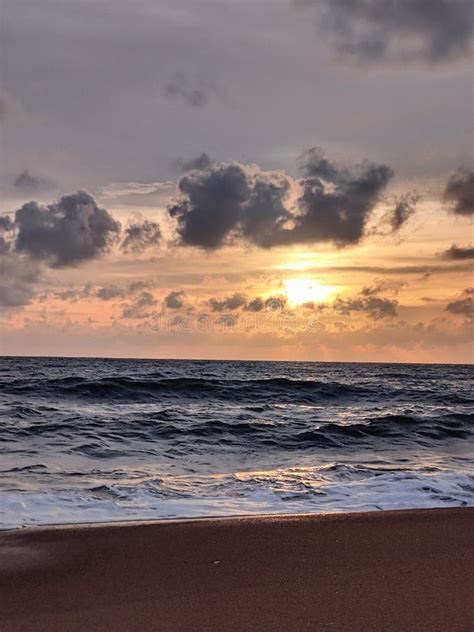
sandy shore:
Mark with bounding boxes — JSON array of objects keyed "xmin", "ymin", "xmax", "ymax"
[{"xmin": 0, "ymin": 508, "xmax": 473, "ymax": 631}]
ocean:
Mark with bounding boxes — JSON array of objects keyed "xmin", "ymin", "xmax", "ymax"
[{"xmin": 0, "ymin": 356, "xmax": 472, "ymax": 528}]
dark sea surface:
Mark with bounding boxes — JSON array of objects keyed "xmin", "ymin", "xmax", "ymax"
[{"xmin": 0, "ymin": 356, "xmax": 472, "ymax": 527}]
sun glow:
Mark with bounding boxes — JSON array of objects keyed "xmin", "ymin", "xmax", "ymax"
[{"xmin": 284, "ymin": 278, "xmax": 335, "ymax": 305}]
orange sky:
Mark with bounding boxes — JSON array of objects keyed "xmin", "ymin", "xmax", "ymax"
[
  {"xmin": 1, "ymin": 185, "xmax": 472, "ymax": 363},
  {"xmin": 0, "ymin": 0, "xmax": 472, "ymax": 363}
]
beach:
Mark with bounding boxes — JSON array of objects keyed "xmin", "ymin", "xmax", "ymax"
[{"xmin": 1, "ymin": 507, "xmax": 473, "ymax": 631}]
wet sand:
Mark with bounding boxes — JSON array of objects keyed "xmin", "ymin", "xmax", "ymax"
[{"xmin": 0, "ymin": 508, "xmax": 473, "ymax": 631}]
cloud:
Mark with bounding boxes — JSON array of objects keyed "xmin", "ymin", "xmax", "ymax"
[
  {"xmin": 165, "ymin": 290, "xmax": 185, "ymax": 309},
  {"xmin": 169, "ymin": 149, "xmax": 392, "ymax": 250},
  {"xmin": 101, "ymin": 182, "xmax": 169, "ymax": 198},
  {"xmin": 446, "ymin": 288, "xmax": 474, "ymax": 320},
  {"xmin": 287, "ymin": 148, "xmax": 393, "ymax": 246},
  {"xmin": 164, "ymin": 72, "xmax": 217, "ymax": 108},
  {"xmin": 239, "ymin": 172, "xmax": 292, "ymax": 248},
  {"xmin": 178, "ymin": 153, "xmax": 213, "ymax": 172},
  {"xmin": 286, "ymin": 263, "xmax": 473, "ymax": 276},
  {"xmin": 13, "ymin": 191, "xmax": 121, "ymax": 268},
  {"xmin": 207, "ymin": 292, "xmax": 288, "ymax": 313},
  {"xmin": 121, "ymin": 291, "xmax": 158, "ymax": 319},
  {"xmin": 383, "ymin": 192, "xmax": 420, "ymax": 233},
  {"xmin": 334, "ymin": 284, "xmax": 399, "ymax": 319},
  {"xmin": 360, "ymin": 280, "xmax": 406, "ymax": 296},
  {"xmin": 0, "ymin": 252, "xmax": 41, "ymax": 307},
  {"xmin": 301, "ymin": 0, "xmax": 474, "ymax": 65},
  {"xmin": 37, "ymin": 280, "xmax": 151, "ymax": 304},
  {"xmin": 169, "ymin": 163, "xmax": 252, "ymax": 249},
  {"xmin": 209, "ymin": 292, "xmax": 247, "ymax": 312},
  {"xmin": 244, "ymin": 295, "xmax": 288, "ymax": 313},
  {"xmin": 50, "ymin": 283, "xmax": 93, "ymax": 303},
  {"xmin": 443, "ymin": 169, "xmax": 474, "ymax": 216},
  {"xmin": 99, "ymin": 181, "xmax": 175, "ymax": 208},
  {"xmin": 441, "ymin": 244, "xmax": 474, "ymax": 260},
  {"xmin": 96, "ymin": 284, "xmax": 125, "ymax": 301},
  {"xmin": 0, "ymin": 215, "xmax": 13, "ymax": 233},
  {"xmin": 96, "ymin": 281, "xmax": 149, "ymax": 301},
  {"xmin": 14, "ymin": 170, "xmax": 53, "ymax": 193},
  {"xmin": 335, "ymin": 295, "xmax": 398, "ymax": 320},
  {"xmin": 243, "ymin": 297, "xmax": 265, "ymax": 312},
  {"xmin": 121, "ymin": 218, "xmax": 161, "ymax": 253}
]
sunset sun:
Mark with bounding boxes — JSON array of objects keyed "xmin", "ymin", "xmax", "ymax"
[{"xmin": 284, "ymin": 278, "xmax": 335, "ymax": 306}]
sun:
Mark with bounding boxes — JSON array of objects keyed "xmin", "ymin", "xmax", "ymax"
[{"xmin": 284, "ymin": 278, "xmax": 335, "ymax": 305}]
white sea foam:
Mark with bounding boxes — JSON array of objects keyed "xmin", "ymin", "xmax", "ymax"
[{"xmin": 1, "ymin": 467, "xmax": 472, "ymax": 529}]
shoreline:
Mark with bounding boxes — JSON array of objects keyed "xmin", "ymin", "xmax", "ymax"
[
  {"xmin": 1, "ymin": 507, "xmax": 473, "ymax": 631},
  {"xmin": 2, "ymin": 504, "xmax": 472, "ymax": 531}
]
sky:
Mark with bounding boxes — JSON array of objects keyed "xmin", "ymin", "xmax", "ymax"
[{"xmin": 0, "ymin": 0, "xmax": 473, "ymax": 362}]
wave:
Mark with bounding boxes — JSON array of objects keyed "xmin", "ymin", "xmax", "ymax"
[
  {"xmin": 1, "ymin": 468, "xmax": 472, "ymax": 528},
  {"xmin": 3, "ymin": 372, "xmax": 472, "ymax": 408},
  {"xmin": 1, "ymin": 375, "xmax": 373, "ymax": 403},
  {"xmin": 4, "ymin": 411, "xmax": 471, "ymax": 451},
  {"xmin": 1, "ymin": 358, "xmax": 472, "ymax": 527}
]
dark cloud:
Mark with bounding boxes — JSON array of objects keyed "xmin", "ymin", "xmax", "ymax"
[
  {"xmin": 38, "ymin": 281, "xmax": 150, "ymax": 303},
  {"xmin": 302, "ymin": 0, "xmax": 474, "ymax": 65},
  {"xmin": 334, "ymin": 284, "xmax": 399, "ymax": 319},
  {"xmin": 169, "ymin": 163, "xmax": 251, "ymax": 249},
  {"xmin": 286, "ymin": 149, "xmax": 393, "ymax": 246},
  {"xmin": 209, "ymin": 292, "xmax": 247, "ymax": 312},
  {"xmin": 0, "ymin": 215, "xmax": 13, "ymax": 233},
  {"xmin": 165, "ymin": 290, "xmax": 185, "ymax": 309},
  {"xmin": 207, "ymin": 292, "xmax": 287, "ymax": 313},
  {"xmin": 441, "ymin": 244, "xmax": 474, "ymax": 260},
  {"xmin": 169, "ymin": 150, "xmax": 391, "ymax": 250},
  {"xmin": 446, "ymin": 288, "xmax": 474, "ymax": 320},
  {"xmin": 0, "ymin": 252, "xmax": 41, "ymax": 307},
  {"xmin": 96, "ymin": 284, "xmax": 124, "ymax": 301},
  {"xmin": 121, "ymin": 219, "xmax": 161, "ymax": 253},
  {"xmin": 244, "ymin": 297, "xmax": 265, "ymax": 312},
  {"xmin": 13, "ymin": 191, "xmax": 121, "ymax": 268},
  {"xmin": 334, "ymin": 295, "xmax": 398, "ymax": 320},
  {"xmin": 384, "ymin": 192, "xmax": 420, "ymax": 233},
  {"xmin": 164, "ymin": 73, "xmax": 216, "ymax": 108},
  {"xmin": 169, "ymin": 160, "xmax": 291, "ymax": 250},
  {"xmin": 240, "ymin": 174, "xmax": 292, "ymax": 248},
  {"xmin": 443, "ymin": 169, "xmax": 474, "ymax": 216},
  {"xmin": 14, "ymin": 170, "xmax": 53, "ymax": 192},
  {"xmin": 121, "ymin": 291, "xmax": 157, "ymax": 319},
  {"xmin": 244, "ymin": 295, "xmax": 287, "ymax": 313},
  {"xmin": 178, "ymin": 153, "xmax": 213, "ymax": 172},
  {"xmin": 360, "ymin": 280, "xmax": 406, "ymax": 296},
  {"xmin": 37, "ymin": 281, "xmax": 150, "ymax": 304},
  {"xmin": 51, "ymin": 283, "xmax": 93, "ymax": 303},
  {"xmin": 96, "ymin": 281, "xmax": 149, "ymax": 301}
]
